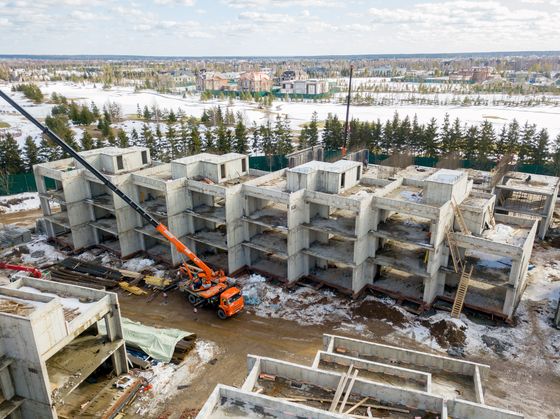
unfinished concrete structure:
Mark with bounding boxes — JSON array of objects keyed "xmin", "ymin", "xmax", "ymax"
[
  {"xmin": 197, "ymin": 333, "xmax": 524, "ymax": 419},
  {"xmin": 35, "ymin": 149, "xmax": 556, "ymax": 319},
  {"xmin": 0, "ymin": 276, "xmax": 127, "ymax": 419}
]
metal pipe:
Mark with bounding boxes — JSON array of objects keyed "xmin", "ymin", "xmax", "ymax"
[{"xmin": 343, "ymin": 64, "xmax": 354, "ymax": 153}]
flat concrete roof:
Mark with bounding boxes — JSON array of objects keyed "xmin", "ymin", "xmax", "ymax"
[
  {"xmin": 500, "ymin": 171, "xmax": 560, "ymax": 195},
  {"xmin": 426, "ymin": 169, "xmax": 465, "ymax": 184},
  {"xmin": 173, "ymin": 152, "xmax": 246, "ymax": 165},
  {"xmin": 290, "ymin": 160, "xmax": 360, "ymax": 174}
]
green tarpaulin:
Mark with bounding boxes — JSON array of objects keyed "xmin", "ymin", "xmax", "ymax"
[{"xmin": 98, "ymin": 317, "xmax": 195, "ymax": 363}]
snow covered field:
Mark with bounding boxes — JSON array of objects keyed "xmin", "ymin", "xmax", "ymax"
[
  {"xmin": 2, "ymin": 81, "xmax": 560, "ymax": 148},
  {"xmin": 0, "ymin": 192, "xmax": 42, "ymax": 213}
]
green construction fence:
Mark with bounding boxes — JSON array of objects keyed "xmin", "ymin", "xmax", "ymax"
[{"xmin": 1, "ymin": 154, "xmax": 557, "ymax": 196}]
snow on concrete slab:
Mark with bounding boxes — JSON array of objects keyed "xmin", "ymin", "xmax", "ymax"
[{"xmin": 132, "ymin": 339, "xmax": 219, "ymax": 416}]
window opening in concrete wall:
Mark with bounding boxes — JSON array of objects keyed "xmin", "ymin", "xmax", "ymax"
[
  {"xmin": 220, "ymin": 164, "xmax": 226, "ymax": 179},
  {"xmin": 116, "ymin": 156, "xmax": 124, "ymax": 171},
  {"xmin": 141, "ymin": 151, "xmax": 148, "ymax": 165},
  {"xmin": 340, "ymin": 173, "xmax": 345, "ymax": 188},
  {"xmin": 356, "ymin": 167, "xmax": 361, "ymax": 181},
  {"xmin": 242, "ymin": 158, "xmax": 247, "ymax": 172}
]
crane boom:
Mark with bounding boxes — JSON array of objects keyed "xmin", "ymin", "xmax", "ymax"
[{"xmin": 0, "ymin": 90, "xmax": 217, "ymax": 280}]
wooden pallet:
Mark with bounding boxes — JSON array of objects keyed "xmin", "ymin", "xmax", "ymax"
[{"xmin": 451, "ymin": 264, "xmax": 474, "ymax": 318}]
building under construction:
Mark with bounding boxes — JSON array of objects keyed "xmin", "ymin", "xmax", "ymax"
[{"xmin": 33, "ymin": 147, "xmax": 559, "ymax": 320}]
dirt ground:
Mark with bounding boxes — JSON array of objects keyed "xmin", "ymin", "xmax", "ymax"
[
  {"xmin": 117, "ymin": 287, "xmax": 560, "ymax": 419},
  {"xmin": 0, "ymin": 208, "xmax": 43, "ymax": 227},
  {"xmin": 2, "ymin": 207, "xmax": 560, "ymax": 418}
]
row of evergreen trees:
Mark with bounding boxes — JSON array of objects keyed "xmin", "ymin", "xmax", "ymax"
[
  {"xmin": 2, "ymin": 97, "xmax": 560, "ymax": 177},
  {"xmin": 316, "ymin": 112, "xmax": 560, "ymax": 168}
]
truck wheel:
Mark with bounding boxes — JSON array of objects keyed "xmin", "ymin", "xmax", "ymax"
[
  {"xmin": 217, "ymin": 309, "xmax": 227, "ymax": 320},
  {"xmin": 188, "ymin": 294, "xmax": 197, "ymax": 305}
]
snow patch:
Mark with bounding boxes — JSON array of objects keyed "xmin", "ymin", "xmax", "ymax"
[{"xmin": 122, "ymin": 257, "xmax": 155, "ymax": 272}]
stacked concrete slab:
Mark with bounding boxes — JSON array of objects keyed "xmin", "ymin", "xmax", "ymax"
[
  {"xmin": 197, "ymin": 333, "xmax": 523, "ymax": 419},
  {"xmin": 0, "ymin": 276, "xmax": 127, "ymax": 419},
  {"xmin": 35, "ymin": 149, "xmax": 556, "ymax": 320}
]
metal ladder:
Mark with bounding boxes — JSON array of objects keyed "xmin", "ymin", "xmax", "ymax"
[{"xmin": 451, "ymin": 264, "xmax": 473, "ymax": 318}]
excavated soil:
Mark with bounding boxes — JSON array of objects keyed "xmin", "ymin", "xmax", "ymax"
[
  {"xmin": 353, "ymin": 299, "xmax": 407, "ymax": 327},
  {"xmin": 420, "ymin": 319, "xmax": 467, "ymax": 349}
]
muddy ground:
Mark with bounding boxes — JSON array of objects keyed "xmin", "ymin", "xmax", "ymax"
[
  {"xmin": 117, "ymin": 286, "xmax": 560, "ymax": 419},
  {"xmin": 2, "ymin": 208, "xmax": 560, "ymax": 418}
]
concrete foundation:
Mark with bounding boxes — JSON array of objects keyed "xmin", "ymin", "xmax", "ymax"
[
  {"xmin": 35, "ymin": 150, "xmax": 556, "ymax": 320},
  {"xmin": 197, "ymin": 333, "xmax": 523, "ymax": 419}
]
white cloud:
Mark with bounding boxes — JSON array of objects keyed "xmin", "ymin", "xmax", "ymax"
[
  {"xmin": 238, "ymin": 11, "xmax": 292, "ymax": 23},
  {"xmin": 70, "ymin": 10, "xmax": 97, "ymax": 21},
  {"xmin": 154, "ymin": 0, "xmax": 195, "ymax": 5}
]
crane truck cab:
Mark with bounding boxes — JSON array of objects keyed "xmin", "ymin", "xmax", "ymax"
[{"xmin": 179, "ymin": 278, "xmax": 244, "ymax": 319}]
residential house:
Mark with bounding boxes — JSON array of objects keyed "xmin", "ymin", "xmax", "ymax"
[{"xmin": 238, "ymin": 71, "xmax": 273, "ymax": 93}]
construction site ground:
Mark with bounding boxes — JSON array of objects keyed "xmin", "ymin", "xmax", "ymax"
[{"xmin": 1, "ymin": 206, "xmax": 560, "ymax": 418}]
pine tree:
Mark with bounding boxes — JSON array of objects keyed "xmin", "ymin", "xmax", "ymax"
[
  {"xmin": 276, "ymin": 115, "xmax": 293, "ymax": 155},
  {"xmin": 215, "ymin": 124, "xmax": 229, "ymax": 154},
  {"xmin": 395, "ymin": 115, "xmax": 411, "ymax": 152},
  {"xmin": 423, "ymin": 118, "xmax": 439, "ymax": 157},
  {"xmin": 308, "ymin": 111, "xmax": 319, "ymax": 147},
  {"xmin": 167, "ymin": 109, "xmax": 177, "ymax": 124},
  {"xmin": 234, "ymin": 120, "xmax": 249, "ymax": 154},
  {"xmin": 130, "ymin": 128, "xmax": 140, "ymax": 147},
  {"xmin": 178, "ymin": 121, "xmax": 189, "ymax": 157},
  {"xmin": 260, "ymin": 121, "xmax": 275, "ymax": 156},
  {"xmin": 463, "ymin": 125, "xmax": 479, "ymax": 161},
  {"xmin": 368, "ymin": 120, "xmax": 383, "ymax": 154},
  {"xmin": 381, "ymin": 119, "xmax": 393, "ymax": 154},
  {"xmin": 23, "ymin": 136, "xmax": 40, "ymax": 171},
  {"xmin": 298, "ymin": 125, "xmax": 309, "ymax": 150},
  {"xmin": 140, "ymin": 124, "xmax": 156, "ymax": 157},
  {"xmin": 410, "ymin": 114, "xmax": 423, "ymax": 154},
  {"xmin": 448, "ymin": 118, "xmax": 463, "ymax": 153},
  {"xmin": 439, "ymin": 113, "xmax": 452, "ymax": 154},
  {"xmin": 0, "ymin": 133, "xmax": 24, "ymax": 174},
  {"xmin": 38, "ymin": 138, "xmax": 61, "ymax": 163},
  {"xmin": 143, "ymin": 105, "xmax": 151, "ymax": 121},
  {"xmin": 204, "ymin": 128, "xmax": 216, "ymax": 152},
  {"xmin": 551, "ymin": 133, "xmax": 560, "ymax": 176},
  {"xmin": 166, "ymin": 124, "xmax": 178, "ymax": 159},
  {"xmin": 477, "ymin": 121, "xmax": 496, "ymax": 164},
  {"xmin": 118, "ymin": 130, "xmax": 130, "ymax": 148},
  {"xmin": 81, "ymin": 131, "xmax": 94, "ymax": 150},
  {"xmin": 506, "ymin": 119, "xmax": 520, "ymax": 154},
  {"xmin": 531, "ymin": 129, "xmax": 549, "ymax": 165},
  {"xmin": 154, "ymin": 124, "xmax": 167, "ymax": 160},
  {"xmin": 496, "ymin": 125, "xmax": 508, "ymax": 156},
  {"xmin": 322, "ymin": 114, "xmax": 343, "ymax": 150},
  {"xmin": 189, "ymin": 125, "xmax": 202, "ymax": 155},
  {"xmin": 348, "ymin": 118, "xmax": 362, "ymax": 151},
  {"xmin": 519, "ymin": 122, "xmax": 537, "ymax": 164}
]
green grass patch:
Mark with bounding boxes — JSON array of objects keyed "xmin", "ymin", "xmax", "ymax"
[{"xmin": 0, "ymin": 121, "xmax": 10, "ymax": 129}]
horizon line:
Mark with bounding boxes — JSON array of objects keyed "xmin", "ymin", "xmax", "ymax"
[{"xmin": 1, "ymin": 50, "xmax": 560, "ymax": 61}]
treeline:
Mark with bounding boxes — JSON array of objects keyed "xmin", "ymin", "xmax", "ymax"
[
  {"xmin": 314, "ymin": 112, "xmax": 560, "ymax": 170},
  {"xmin": 12, "ymin": 83, "xmax": 44, "ymax": 103},
  {"xmin": 3, "ymin": 96, "xmax": 560, "ymax": 178}
]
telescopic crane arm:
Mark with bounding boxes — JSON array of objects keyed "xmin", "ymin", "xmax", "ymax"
[{"xmin": 0, "ymin": 90, "xmax": 218, "ymax": 282}]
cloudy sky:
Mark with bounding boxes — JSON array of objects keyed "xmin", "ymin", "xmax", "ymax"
[{"xmin": 0, "ymin": 0, "xmax": 559, "ymax": 56}]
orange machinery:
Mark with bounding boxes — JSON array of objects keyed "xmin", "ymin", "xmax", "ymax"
[{"xmin": 0, "ymin": 90, "xmax": 244, "ymax": 319}]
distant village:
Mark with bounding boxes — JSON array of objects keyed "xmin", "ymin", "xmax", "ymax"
[{"xmin": 2, "ymin": 53, "xmax": 560, "ymax": 95}]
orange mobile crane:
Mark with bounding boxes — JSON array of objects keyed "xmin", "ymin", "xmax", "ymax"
[{"xmin": 0, "ymin": 91, "xmax": 244, "ymax": 319}]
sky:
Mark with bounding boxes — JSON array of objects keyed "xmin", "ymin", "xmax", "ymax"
[{"xmin": 0, "ymin": 0, "xmax": 559, "ymax": 56}]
